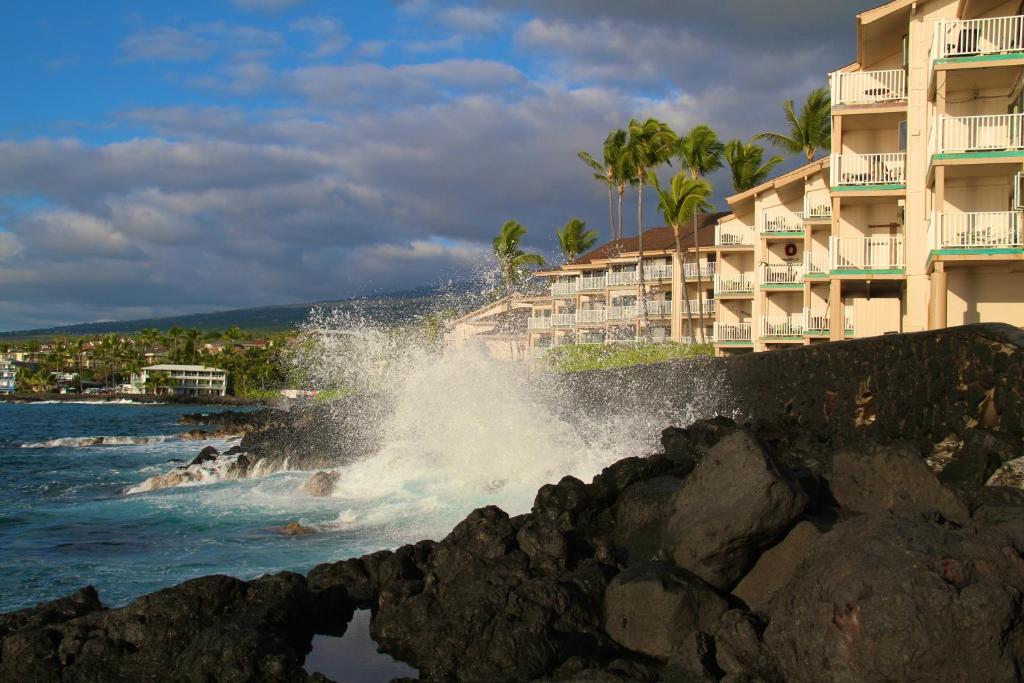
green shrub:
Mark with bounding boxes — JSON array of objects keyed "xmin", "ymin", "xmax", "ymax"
[{"xmin": 542, "ymin": 342, "xmax": 713, "ymax": 373}]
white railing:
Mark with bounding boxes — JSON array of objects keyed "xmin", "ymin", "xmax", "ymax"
[
  {"xmin": 714, "ymin": 322, "xmax": 752, "ymax": 342},
  {"xmin": 761, "ymin": 316, "xmax": 804, "ymax": 337},
  {"xmin": 830, "ymin": 69, "xmax": 907, "ymax": 106},
  {"xmin": 684, "ymin": 299, "xmax": 716, "ymax": 315},
  {"xmin": 829, "ymin": 235, "xmax": 905, "ymax": 270},
  {"xmin": 931, "ymin": 212, "xmax": 1023, "ymax": 249},
  {"xmin": 607, "ymin": 270, "xmax": 637, "ymax": 286},
  {"xmin": 682, "ymin": 262, "xmax": 716, "ymax": 279},
  {"xmin": 935, "ymin": 113, "xmax": 1024, "ymax": 153},
  {"xmin": 645, "ymin": 300, "xmax": 672, "ymax": 316},
  {"xmin": 643, "ymin": 265, "xmax": 673, "ymax": 280},
  {"xmin": 716, "ymin": 223, "xmax": 756, "ymax": 246},
  {"xmin": 804, "ymin": 193, "xmax": 832, "ymax": 219},
  {"xmin": 805, "ymin": 250, "xmax": 830, "ymax": 276},
  {"xmin": 714, "ymin": 273, "xmax": 754, "ymax": 295},
  {"xmin": 527, "ymin": 317, "xmax": 552, "ymax": 330},
  {"xmin": 578, "ymin": 275, "xmax": 607, "ymax": 291},
  {"xmin": 575, "ymin": 309, "xmax": 607, "ymax": 324},
  {"xmin": 761, "ymin": 210, "xmax": 805, "ymax": 234},
  {"xmin": 680, "ymin": 333, "xmax": 715, "ymax": 345},
  {"xmin": 551, "ymin": 313, "xmax": 575, "ymax": 327},
  {"xmin": 606, "ymin": 305, "xmax": 638, "ymax": 321},
  {"xmin": 934, "ymin": 15, "xmax": 1024, "ymax": 60},
  {"xmin": 804, "ymin": 305, "xmax": 855, "ymax": 333},
  {"xmin": 761, "ymin": 262, "xmax": 805, "ymax": 285},
  {"xmin": 551, "ymin": 281, "xmax": 578, "ymax": 297},
  {"xmin": 831, "ymin": 153, "xmax": 906, "ymax": 186}
]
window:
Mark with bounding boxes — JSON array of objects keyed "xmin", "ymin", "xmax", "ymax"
[{"xmin": 898, "ymin": 120, "xmax": 908, "ymax": 152}]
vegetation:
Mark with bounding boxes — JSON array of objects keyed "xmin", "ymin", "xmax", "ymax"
[
  {"xmin": 556, "ymin": 218, "xmax": 599, "ymax": 263},
  {"xmin": 578, "ymin": 129, "xmax": 633, "ymax": 241},
  {"xmin": 757, "ymin": 87, "xmax": 832, "ymax": 161},
  {"xmin": 492, "ymin": 220, "xmax": 546, "ymax": 296},
  {"xmin": 724, "ymin": 139, "xmax": 784, "ymax": 193},
  {"xmin": 542, "ymin": 342, "xmax": 713, "ymax": 373}
]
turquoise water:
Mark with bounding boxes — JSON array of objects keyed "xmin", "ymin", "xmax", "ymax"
[{"xmin": 0, "ymin": 402, "xmax": 388, "ymax": 613}]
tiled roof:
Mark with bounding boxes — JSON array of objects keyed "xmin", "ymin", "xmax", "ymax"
[{"xmin": 571, "ymin": 212, "xmax": 729, "ymax": 266}]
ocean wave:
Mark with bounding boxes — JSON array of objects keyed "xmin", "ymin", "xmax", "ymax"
[
  {"xmin": 25, "ymin": 399, "xmax": 164, "ymax": 406},
  {"xmin": 125, "ymin": 453, "xmax": 244, "ymax": 495},
  {"xmin": 20, "ymin": 435, "xmax": 172, "ymax": 449}
]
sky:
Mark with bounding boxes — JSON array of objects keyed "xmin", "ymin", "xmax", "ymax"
[{"xmin": 0, "ymin": 0, "xmax": 876, "ymax": 331}]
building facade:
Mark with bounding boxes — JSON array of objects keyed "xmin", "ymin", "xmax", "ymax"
[
  {"xmin": 0, "ymin": 358, "xmax": 15, "ymax": 395},
  {"xmin": 132, "ymin": 364, "xmax": 227, "ymax": 397}
]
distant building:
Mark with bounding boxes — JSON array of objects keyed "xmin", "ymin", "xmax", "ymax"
[
  {"xmin": 0, "ymin": 358, "xmax": 15, "ymax": 395},
  {"xmin": 444, "ymin": 295, "xmax": 539, "ymax": 362},
  {"xmin": 131, "ymin": 364, "xmax": 227, "ymax": 397}
]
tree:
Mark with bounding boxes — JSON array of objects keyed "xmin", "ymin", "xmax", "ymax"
[
  {"xmin": 556, "ymin": 218, "xmax": 598, "ymax": 263},
  {"xmin": 756, "ymin": 87, "xmax": 832, "ymax": 161},
  {"xmin": 223, "ymin": 326, "xmax": 249, "ymax": 343},
  {"xmin": 145, "ymin": 370, "xmax": 173, "ymax": 395},
  {"xmin": 724, "ymin": 139, "xmax": 785, "ymax": 193},
  {"xmin": 492, "ymin": 220, "xmax": 546, "ymax": 296},
  {"xmin": 651, "ymin": 171, "xmax": 713, "ymax": 343},
  {"xmin": 183, "ymin": 328, "xmax": 203, "ymax": 364},
  {"xmin": 677, "ymin": 125, "xmax": 724, "ymax": 179},
  {"xmin": 624, "ymin": 118, "xmax": 678, "ymax": 340}
]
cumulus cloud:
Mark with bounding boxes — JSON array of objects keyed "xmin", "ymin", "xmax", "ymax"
[
  {"xmin": 121, "ymin": 22, "xmax": 282, "ymax": 63},
  {"xmin": 437, "ymin": 6, "xmax": 505, "ymax": 33},
  {"xmin": 291, "ymin": 16, "xmax": 349, "ymax": 58}
]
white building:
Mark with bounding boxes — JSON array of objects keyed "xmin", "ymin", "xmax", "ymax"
[
  {"xmin": 0, "ymin": 358, "xmax": 15, "ymax": 395},
  {"xmin": 132, "ymin": 364, "xmax": 227, "ymax": 397}
]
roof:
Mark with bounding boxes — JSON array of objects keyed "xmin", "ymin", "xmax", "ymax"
[
  {"xmin": 724, "ymin": 157, "xmax": 830, "ymax": 206},
  {"xmin": 569, "ymin": 213, "xmax": 730, "ymax": 267},
  {"xmin": 143, "ymin": 364, "xmax": 225, "ymax": 372}
]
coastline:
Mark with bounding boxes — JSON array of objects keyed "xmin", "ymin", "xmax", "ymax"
[{"xmin": 0, "ymin": 392, "xmax": 267, "ymax": 406}]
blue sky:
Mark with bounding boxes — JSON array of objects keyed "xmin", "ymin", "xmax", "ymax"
[{"xmin": 0, "ymin": 0, "xmax": 872, "ymax": 331}]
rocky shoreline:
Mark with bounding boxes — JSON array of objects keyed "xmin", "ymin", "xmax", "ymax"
[{"xmin": 1, "ymin": 392, "xmax": 266, "ymax": 405}]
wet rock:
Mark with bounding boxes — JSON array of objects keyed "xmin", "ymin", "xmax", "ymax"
[
  {"xmin": 731, "ymin": 521, "xmax": 823, "ymax": 612},
  {"xmin": 603, "ymin": 561, "xmax": 727, "ymax": 660},
  {"xmin": 829, "ymin": 444, "xmax": 969, "ymax": 522},
  {"xmin": 278, "ymin": 522, "xmax": 316, "ymax": 536},
  {"xmin": 763, "ymin": 514, "xmax": 1024, "ymax": 683},
  {"xmin": 0, "ymin": 587, "xmax": 103, "ymax": 641},
  {"xmin": 663, "ymin": 431, "xmax": 807, "ymax": 589},
  {"xmin": 987, "ymin": 456, "xmax": 1024, "ymax": 489},
  {"xmin": 612, "ymin": 476, "xmax": 684, "ymax": 564},
  {"xmin": 178, "ymin": 429, "xmax": 212, "ymax": 441},
  {"xmin": 190, "ymin": 445, "xmax": 220, "ymax": 466},
  {"xmin": 303, "ymin": 471, "xmax": 339, "ymax": 497}
]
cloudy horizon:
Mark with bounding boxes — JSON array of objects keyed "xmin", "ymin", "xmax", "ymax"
[{"xmin": 0, "ymin": 0, "xmax": 873, "ymax": 332}]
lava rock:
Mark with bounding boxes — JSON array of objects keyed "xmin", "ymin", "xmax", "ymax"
[
  {"xmin": 731, "ymin": 521, "xmax": 824, "ymax": 612},
  {"xmin": 303, "ymin": 471, "xmax": 339, "ymax": 497},
  {"xmin": 663, "ymin": 431, "xmax": 807, "ymax": 589},
  {"xmin": 190, "ymin": 445, "xmax": 220, "ymax": 466},
  {"xmin": 939, "ymin": 428, "xmax": 1022, "ymax": 497},
  {"xmin": 612, "ymin": 476, "xmax": 685, "ymax": 564}
]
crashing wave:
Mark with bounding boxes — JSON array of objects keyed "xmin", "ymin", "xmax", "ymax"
[
  {"xmin": 21, "ymin": 435, "xmax": 172, "ymax": 448},
  {"xmin": 124, "ymin": 452, "xmax": 246, "ymax": 494}
]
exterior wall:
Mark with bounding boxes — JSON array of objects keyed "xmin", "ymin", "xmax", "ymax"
[
  {"xmin": 0, "ymin": 360, "xmax": 15, "ymax": 394},
  {"xmin": 948, "ymin": 269, "xmax": 1024, "ymax": 326}
]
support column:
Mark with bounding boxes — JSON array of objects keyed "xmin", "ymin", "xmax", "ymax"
[
  {"xmin": 929, "ymin": 262, "xmax": 948, "ymax": 330},
  {"xmin": 828, "ymin": 278, "xmax": 844, "ymax": 342},
  {"xmin": 670, "ymin": 250, "xmax": 683, "ymax": 342}
]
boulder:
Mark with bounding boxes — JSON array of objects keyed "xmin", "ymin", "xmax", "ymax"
[
  {"xmin": 939, "ymin": 429, "xmax": 1022, "ymax": 497},
  {"xmin": 178, "ymin": 429, "xmax": 211, "ymax": 441},
  {"xmin": 603, "ymin": 561, "xmax": 728, "ymax": 660},
  {"xmin": 663, "ymin": 431, "xmax": 807, "ymax": 589},
  {"xmin": 987, "ymin": 456, "xmax": 1024, "ymax": 489},
  {"xmin": 829, "ymin": 444, "xmax": 968, "ymax": 522},
  {"xmin": 190, "ymin": 445, "xmax": 219, "ymax": 466},
  {"xmin": 731, "ymin": 521, "xmax": 823, "ymax": 612},
  {"xmin": 302, "ymin": 471, "xmax": 339, "ymax": 497},
  {"xmin": 0, "ymin": 586, "xmax": 103, "ymax": 641},
  {"xmin": 278, "ymin": 522, "xmax": 316, "ymax": 536},
  {"xmin": 612, "ymin": 476, "xmax": 685, "ymax": 564},
  {"xmin": 763, "ymin": 513, "xmax": 1024, "ymax": 683}
]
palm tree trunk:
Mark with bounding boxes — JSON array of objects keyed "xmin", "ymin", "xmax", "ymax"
[
  {"xmin": 674, "ymin": 225, "xmax": 695, "ymax": 344},
  {"xmin": 693, "ymin": 213, "xmax": 706, "ymax": 343},
  {"xmin": 636, "ymin": 169, "xmax": 649, "ymax": 341},
  {"xmin": 616, "ymin": 185, "xmax": 624, "ymax": 240},
  {"xmin": 606, "ymin": 181, "xmax": 615, "ymax": 243}
]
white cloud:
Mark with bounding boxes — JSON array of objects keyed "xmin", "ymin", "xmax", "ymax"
[
  {"xmin": 291, "ymin": 16, "xmax": 349, "ymax": 58},
  {"xmin": 121, "ymin": 27, "xmax": 214, "ymax": 62},
  {"xmin": 437, "ymin": 6, "xmax": 505, "ymax": 33},
  {"xmin": 231, "ymin": 0, "xmax": 306, "ymax": 12},
  {"xmin": 406, "ymin": 35, "xmax": 465, "ymax": 55}
]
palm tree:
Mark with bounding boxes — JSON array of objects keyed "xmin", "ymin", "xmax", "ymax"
[
  {"xmin": 651, "ymin": 171, "xmax": 713, "ymax": 343},
  {"xmin": 183, "ymin": 328, "xmax": 203, "ymax": 364},
  {"xmin": 556, "ymin": 218, "xmax": 598, "ymax": 263},
  {"xmin": 677, "ymin": 125, "xmax": 724, "ymax": 179},
  {"xmin": 724, "ymin": 139, "xmax": 785, "ymax": 193},
  {"xmin": 624, "ymin": 118, "xmax": 678, "ymax": 339},
  {"xmin": 224, "ymin": 325, "xmax": 249, "ymax": 343},
  {"xmin": 492, "ymin": 220, "xmax": 546, "ymax": 296},
  {"xmin": 756, "ymin": 87, "xmax": 832, "ymax": 161}
]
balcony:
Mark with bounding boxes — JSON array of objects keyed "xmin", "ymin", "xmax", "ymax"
[
  {"xmin": 930, "ymin": 212, "xmax": 1023, "ymax": 251},
  {"xmin": 606, "ymin": 305, "xmax": 638, "ymax": 321},
  {"xmin": 551, "ymin": 313, "xmax": 575, "ymax": 328},
  {"xmin": 551, "ymin": 281, "xmax": 578, "ymax": 297},
  {"xmin": 829, "ymin": 235, "xmax": 905, "ymax": 272},
  {"xmin": 683, "ymin": 299, "xmax": 715, "ymax": 315},
  {"xmin": 527, "ymin": 316, "xmax": 552, "ymax": 331},
  {"xmin": 933, "ymin": 113, "xmax": 1024, "ymax": 155},
  {"xmin": 831, "ymin": 153, "xmax": 906, "ymax": 188},
  {"xmin": 933, "ymin": 16, "xmax": 1024, "ymax": 61},
  {"xmin": 645, "ymin": 300, "xmax": 672, "ymax": 316},
  {"xmin": 760, "ymin": 316, "xmax": 804, "ymax": 338},
  {"xmin": 643, "ymin": 265, "xmax": 673, "ymax": 281},
  {"xmin": 714, "ymin": 273, "xmax": 755, "ymax": 295},
  {"xmin": 607, "ymin": 271, "xmax": 637, "ymax": 286},
  {"xmin": 804, "ymin": 192, "xmax": 832, "ymax": 220},
  {"xmin": 575, "ymin": 309, "xmax": 607, "ymax": 324},
  {"xmin": 682, "ymin": 262, "xmax": 716, "ymax": 279},
  {"xmin": 579, "ymin": 332, "xmax": 605, "ymax": 344},
  {"xmin": 761, "ymin": 262, "xmax": 805, "ymax": 287},
  {"xmin": 714, "ymin": 322, "xmax": 753, "ymax": 343},
  {"xmin": 830, "ymin": 69, "xmax": 907, "ymax": 107},
  {"xmin": 760, "ymin": 210, "xmax": 805, "ymax": 235},
  {"xmin": 680, "ymin": 333, "xmax": 715, "ymax": 345},
  {"xmin": 804, "ymin": 250, "xmax": 830, "ymax": 278},
  {"xmin": 578, "ymin": 275, "xmax": 607, "ymax": 291},
  {"xmin": 716, "ymin": 223, "xmax": 756, "ymax": 246},
  {"xmin": 804, "ymin": 306, "xmax": 854, "ymax": 335}
]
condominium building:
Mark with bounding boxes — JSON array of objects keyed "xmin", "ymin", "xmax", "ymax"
[
  {"xmin": 527, "ymin": 214, "xmax": 727, "ymax": 357},
  {"xmin": 0, "ymin": 358, "xmax": 15, "ymax": 395},
  {"xmin": 131, "ymin": 364, "xmax": 227, "ymax": 397},
  {"xmin": 714, "ymin": 0, "xmax": 1024, "ymax": 356}
]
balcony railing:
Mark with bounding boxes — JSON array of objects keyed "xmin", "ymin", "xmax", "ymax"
[
  {"xmin": 829, "ymin": 235, "xmax": 905, "ymax": 270},
  {"xmin": 606, "ymin": 305, "xmax": 638, "ymax": 321},
  {"xmin": 527, "ymin": 317, "xmax": 552, "ymax": 331},
  {"xmin": 680, "ymin": 333, "xmax": 715, "ymax": 345},
  {"xmin": 682, "ymin": 262, "xmax": 716, "ymax": 279},
  {"xmin": 931, "ymin": 212, "xmax": 1023, "ymax": 249},
  {"xmin": 683, "ymin": 299, "xmax": 716, "ymax": 315},
  {"xmin": 804, "ymin": 306, "xmax": 854, "ymax": 333},
  {"xmin": 714, "ymin": 273, "xmax": 754, "ymax": 295},
  {"xmin": 645, "ymin": 300, "xmax": 672, "ymax": 316},
  {"xmin": 578, "ymin": 275, "xmax": 607, "ymax": 291},
  {"xmin": 761, "ymin": 210, "xmax": 805, "ymax": 234},
  {"xmin": 714, "ymin": 322, "xmax": 752, "ymax": 342},
  {"xmin": 579, "ymin": 332, "xmax": 605, "ymax": 344},
  {"xmin": 933, "ymin": 15, "xmax": 1024, "ymax": 60},
  {"xmin": 551, "ymin": 281, "xmax": 578, "ymax": 297},
  {"xmin": 935, "ymin": 113, "xmax": 1024, "ymax": 154},
  {"xmin": 575, "ymin": 309, "xmax": 607, "ymax": 324},
  {"xmin": 831, "ymin": 153, "xmax": 906, "ymax": 187},
  {"xmin": 551, "ymin": 313, "xmax": 575, "ymax": 328},
  {"xmin": 644, "ymin": 265, "xmax": 673, "ymax": 280},
  {"xmin": 804, "ymin": 250, "xmax": 830, "ymax": 276},
  {"xmin": 804, "ymin": 193, "xmax": 832, "ymax": 220},
  {"xmin": 716, "ymin": 223, "xmax": 756, "ymax": 246},
  {"xmin": 607, "ymin": 271, "xmax": 637, "ymax": 286},
  {"xmin": 761, "ymin": 262, "xmax": 805, "ymax": 285},
  {"xmin": 830, "ymin": 69, "xmax": 907, "ymax": 106},
  {"xmin": 761, "ymin": 316, "xmax": 804, "ymax": 338}
]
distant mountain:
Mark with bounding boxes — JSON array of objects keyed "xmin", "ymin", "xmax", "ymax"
[{"xmin": 0, "ymin": 284, "xmax": 489, "ymax": 340}]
